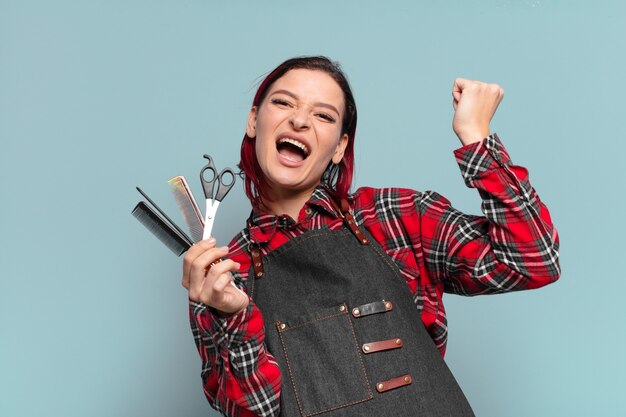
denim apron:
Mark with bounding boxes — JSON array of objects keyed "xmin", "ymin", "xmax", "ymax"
[{"xmin": 246, "ymin": 205, "xmax": 475, "ymax": 417}]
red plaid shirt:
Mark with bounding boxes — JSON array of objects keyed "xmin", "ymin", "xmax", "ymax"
[{"xmin": 189, "ymin": 134, "xmax": 561, "ymax": 417}]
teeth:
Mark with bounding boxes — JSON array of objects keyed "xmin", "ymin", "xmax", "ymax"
[{"xmin": 278, "ymin": 138, "xmax": 309, "ymax": 156}]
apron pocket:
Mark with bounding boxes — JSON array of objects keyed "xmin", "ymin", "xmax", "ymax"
[{"xmin": 276, "ymin": 303, "xmax": 373, "ymax": 416}]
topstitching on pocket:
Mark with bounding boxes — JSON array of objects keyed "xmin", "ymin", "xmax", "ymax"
[{"xmin": 276, "ymin": 303, "xmax": 373, "ymax": 416}]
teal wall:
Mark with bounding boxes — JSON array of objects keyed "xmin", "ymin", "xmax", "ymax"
[{"xmin": 1, "ymin": 1, "xmax": 624, "ymax": 416}]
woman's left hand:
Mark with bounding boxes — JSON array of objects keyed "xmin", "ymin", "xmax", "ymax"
[{"xmin": 452, "ymin": 78, "xmax": 504, "ymax": 146}]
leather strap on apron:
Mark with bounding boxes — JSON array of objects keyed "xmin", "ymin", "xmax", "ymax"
[{"xmin": 328, "ymin": 197, "xmax": 370, "ymax": 245}]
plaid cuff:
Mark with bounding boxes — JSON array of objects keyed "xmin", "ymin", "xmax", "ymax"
[
  {"xmin": 192, "ymin": 300, "xmax": 254, "ymax": 349},
  {"xmin": 453, "ymin": 133, "xmax": 533, "ymax": 203},
  {"xmin": 453, "ymin": 133, "xmax": 512, "ymax": 185}
]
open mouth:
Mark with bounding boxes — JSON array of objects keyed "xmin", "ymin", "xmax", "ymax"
[{"xmin": 276, "ymin": 138, "xmax": 310, "ymax": 162}]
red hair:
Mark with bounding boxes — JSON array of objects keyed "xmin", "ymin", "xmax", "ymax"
[{"xmin": 239, "ymin": 56, "xmax": 357, "ymax": 208}]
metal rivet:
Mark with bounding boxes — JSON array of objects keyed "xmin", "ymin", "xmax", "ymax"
[
  {"xmin": 278, "ymin": 323, "xmax": 286, "ymax": 330},
  {"xmin": 256, "ymin": 272, "xmax": 263, "ymax": 277},
  {"xmin": 396, "ymin": 339, "xmax": 402, "ymax": 345},
  {"xmin": 352, "ymin": 308, "xmax": 360, "ymax": 316},
  {"xmin": 305, "ymin": 208, "xmax": 312, "ymax": 215},
  {"xmin": 377, "ymin": 383, "xmax": 384, "ymax": 391},
  {"xmin": 361, "ymin": 239, "xmax": 368, "ymax": 244},
  {"xmin": 339, "ymin": 305, "xmax": 346, "ymax": 312},
  {"xmin": 404, "ymin": 376, "xmax": 411, "ymax": 383},
  {"xmin": 363, "ymin": 345, "xmax": 370, "ymax": 351},
  {"xmin": 252, "ymin": 250, "xmax": 259, "ymax": 257},
  {"xmin": 385, "ymin": 301, "xmax": 392, "ymax": 310}
]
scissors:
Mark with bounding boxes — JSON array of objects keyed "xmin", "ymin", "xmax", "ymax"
[{"xmin": 200, "ymin": 154, "xmax": 236, "ymax": 239}]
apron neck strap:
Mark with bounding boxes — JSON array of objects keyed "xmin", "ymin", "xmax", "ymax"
[
  {"xmin": 247, "ymin": 196, "xmax": 370, "ymax": 280},
  {"xmin": 329, "ymin": 197, "xmax": 370, "ymax": 246}
]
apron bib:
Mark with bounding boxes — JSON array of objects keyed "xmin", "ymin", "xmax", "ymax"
[{"xmin": 246, "ymin": 218, "xmax": 474, "ymax": 417}]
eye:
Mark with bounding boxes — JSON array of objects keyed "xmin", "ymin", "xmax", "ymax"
[
  {"xmin": 316, "ymin": 113, "xmax": 336, "ymax": 123},
  {"xmin": 270, "ymin": 98, "xmax": 292, "ymax": 107}
]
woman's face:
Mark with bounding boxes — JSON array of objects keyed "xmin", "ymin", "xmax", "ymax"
[{"xmin": 246, "ymin": 69, "xmax": 348, "ymax": 200}]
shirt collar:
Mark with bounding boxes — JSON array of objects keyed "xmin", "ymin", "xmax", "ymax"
[
  {"xmin": 247, "ymin": 186, "xmax": 342, "ymax": 243},
  {"xmin": 308, "ymin": 186, "xmax": 341, "ymax": 217}
]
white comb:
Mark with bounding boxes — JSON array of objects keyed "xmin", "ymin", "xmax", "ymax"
[{"xmin": 168, "ymin": 175, "xmax": 205, "ymax": 243}]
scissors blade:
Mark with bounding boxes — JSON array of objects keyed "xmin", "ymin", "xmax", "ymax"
[
  {"xmin": 203, "ymin": 200, "xmax": 222, "ymax": 239},
  {"xmin": 203, "ymin": 198, "xmax": 216, "ymax": 240}
]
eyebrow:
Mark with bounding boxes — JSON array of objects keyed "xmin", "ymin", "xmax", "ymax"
[{"xmin": 270, "ymin": 89, "xmax": 341, "ymax": 116}]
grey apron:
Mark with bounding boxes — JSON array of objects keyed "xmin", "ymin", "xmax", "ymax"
[{"xmin": 246, "ymin": 205, "xmax": 475, "ymax": 417}]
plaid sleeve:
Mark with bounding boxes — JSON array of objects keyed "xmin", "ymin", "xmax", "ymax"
[
  {"xmin": 418, "ymin": 133, "xmax": 561, "ymax": 295},
  {"xmin": 189, "ymin": 292, "xmax": 281, "ymax": 417}
]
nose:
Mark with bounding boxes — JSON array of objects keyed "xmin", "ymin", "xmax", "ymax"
[{"xmin": 289, "ymin": 107, "xmax": 310, "ymax": 130}]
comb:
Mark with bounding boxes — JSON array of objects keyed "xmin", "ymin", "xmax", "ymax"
[
  {"xmin": 168, "ymin": 175, "xmax": 204, "ymax": 242},
  {"xmin": 132, "ymin": 202, "xmax": 191, "ymax": 256},
  {"xmin": 132, "ymin": 187, "xmax": 193, "ymax": 256}
]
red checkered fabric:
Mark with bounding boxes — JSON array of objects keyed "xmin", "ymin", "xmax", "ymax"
[{"xmin": 189, "ymin": 134, "xmax": 560, "ymax": 416}]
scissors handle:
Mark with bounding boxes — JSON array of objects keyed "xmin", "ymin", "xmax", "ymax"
[
  {"xmin": 200, "ymin": 154, "xmax": 218, "ymax": 199},
  {"xmin": 214, "ymin": 168, "xmax": 236, "ymax": 202},
  {"xmin": 200, "ymin": 154, "xmax": 236, "ymax": 202}
]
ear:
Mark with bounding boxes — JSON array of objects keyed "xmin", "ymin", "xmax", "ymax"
[
  {"xmin": 332, "ymin": 133, "xmax": 349, "ymax": 164},
  {"xmin": 246, "ymin": 107, "xmax": 258, "ymax": 138}
]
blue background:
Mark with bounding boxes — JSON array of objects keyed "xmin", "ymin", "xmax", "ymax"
[{"xmin": 1, "ymin": 1, "xmax": 624, "ymax": 416}]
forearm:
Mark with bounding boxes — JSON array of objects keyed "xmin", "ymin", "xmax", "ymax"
[{"xmin": 423, "ymin": 134, "xmax": 561, "ymax": 295}]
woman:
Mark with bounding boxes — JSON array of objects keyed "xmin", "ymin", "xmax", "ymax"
[{"xmin": 183, "ymin": 56, "xmax": 560, "ymax": 417}]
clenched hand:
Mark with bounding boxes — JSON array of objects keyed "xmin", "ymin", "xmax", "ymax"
[{"xmin": 452, "ymin": 78, "xmax": 504, "ymax": 146}]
